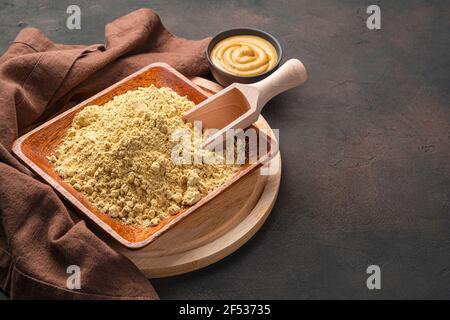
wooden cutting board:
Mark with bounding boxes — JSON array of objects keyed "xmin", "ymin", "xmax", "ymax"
[{"xmin": 110, "ymin": 77, "xmax": 282, "ymax": 278}]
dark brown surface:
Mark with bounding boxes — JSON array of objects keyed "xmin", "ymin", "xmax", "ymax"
[{"xmin": 1, "ymin": 0, "xmax": 449, "ymax": 299}]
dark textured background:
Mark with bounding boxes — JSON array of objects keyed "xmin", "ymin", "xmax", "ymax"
[{"xmin": 0, "ymin": 0, "xmax": 449, "ymax": 299}]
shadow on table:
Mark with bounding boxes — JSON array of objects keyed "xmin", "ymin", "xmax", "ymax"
[{"xmin": 0, "ymin": 290, "xmax": 8, "ymax": 300}]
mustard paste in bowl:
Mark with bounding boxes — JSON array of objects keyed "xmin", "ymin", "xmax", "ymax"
[{"xmin": 210, "ymin": 35, "xmax": 278, "ymax": 77}]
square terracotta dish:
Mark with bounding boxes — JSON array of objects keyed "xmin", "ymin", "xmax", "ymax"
[{"xmin": 12, "ymin": 63, "xmax": 277, "ymax": 249}]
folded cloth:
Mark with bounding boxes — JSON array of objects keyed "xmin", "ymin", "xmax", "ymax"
[{"xmin": 0, "ymin": 8, "xmax": 210, "ymax": 299}]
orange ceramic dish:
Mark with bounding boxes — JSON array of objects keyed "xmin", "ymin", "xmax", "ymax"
[{"xmin": 12, "ymin": 63, "xmax": 277, "ymax": 249}]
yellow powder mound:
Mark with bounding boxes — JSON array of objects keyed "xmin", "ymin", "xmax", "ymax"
[{"xmin": 49, "ymin": 85, "xmax": 240, "ymax": 228}]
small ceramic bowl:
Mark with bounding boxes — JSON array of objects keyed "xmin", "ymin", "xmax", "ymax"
[{"xmin": 207, "ymin": 28, "xmax": 283, "ymax": 87}]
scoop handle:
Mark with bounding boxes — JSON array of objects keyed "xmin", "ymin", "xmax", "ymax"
[{"xmin": 251, "ymin": 59, "xmax": 307, "ymax": 110}]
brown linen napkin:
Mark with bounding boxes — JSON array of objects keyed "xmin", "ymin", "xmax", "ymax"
[{"xmin": 0, "ymin": 8, "xmax": 210, "ymax": 300}]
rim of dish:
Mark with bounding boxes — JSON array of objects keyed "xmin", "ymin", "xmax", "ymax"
[{"xmin": 206, "ymin": 27, "xmax": 284, "ymax": 79}]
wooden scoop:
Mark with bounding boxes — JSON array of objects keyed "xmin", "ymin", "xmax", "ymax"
[{"xmin": 184, "ymin": 58, "xmax": 308, "ymax": 148}]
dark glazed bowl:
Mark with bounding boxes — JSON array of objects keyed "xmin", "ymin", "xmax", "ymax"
[{"xmin": 207, "ymin": 28, "xmax": 283, "ymax": 87}]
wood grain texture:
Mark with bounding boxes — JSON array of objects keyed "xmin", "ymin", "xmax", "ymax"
[
  {"xmin": 115, "ymin": 155, "xmax": 280, "ymax": 278},
  {"xmin": 2, "ymin": 0, "xmax": 449, "ymax": 300},
  {"xmin": 11, "ymin": 63, "xmax": 277, "ymax": 249},
  {"xmin": 111, "ymin": 78, "xmax": 281, "ymax": 278},
  {"xmin": 185, "ymin": 59, "xmax": 307, "ymax": 148}
]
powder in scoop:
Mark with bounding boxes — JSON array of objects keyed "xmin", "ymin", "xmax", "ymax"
[{"xmin": 49, "ymin": 85, "xmax": 240, "ymax": 228}]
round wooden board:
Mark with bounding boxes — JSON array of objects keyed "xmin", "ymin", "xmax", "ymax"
[{"xmin": 114, "ymin": 78, "xmax": 282, "ymax": 278}]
